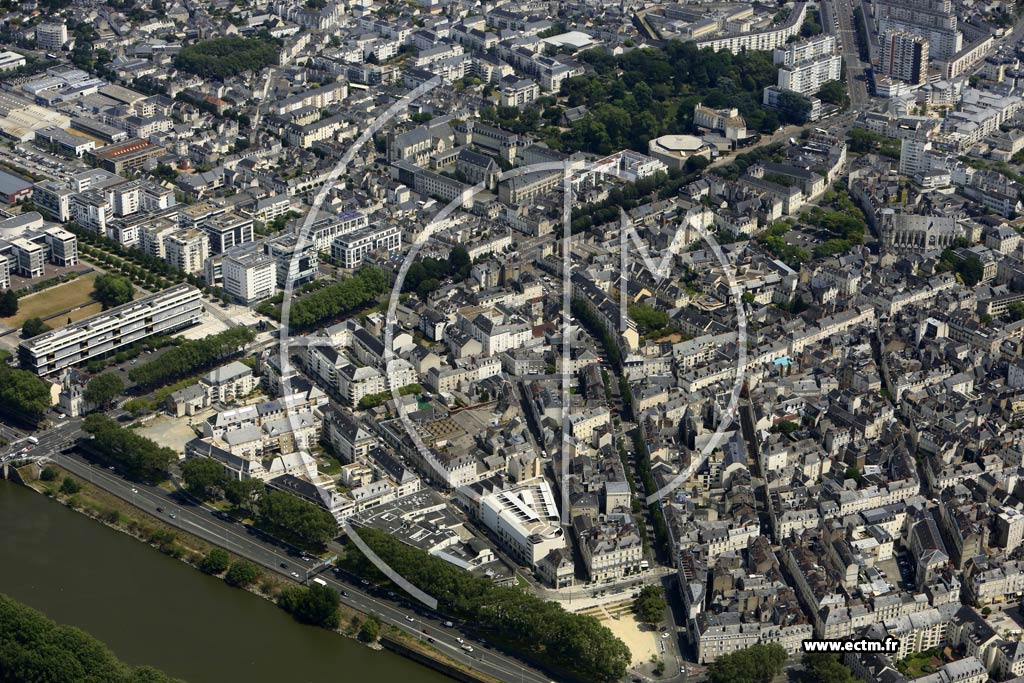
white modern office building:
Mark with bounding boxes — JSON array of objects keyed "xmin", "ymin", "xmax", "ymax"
[
  {"xmin": 479, "ymin": 478, "xmax": 568, "ymax": 569},
  {"xmin": 331, "ymin": 224, "xmax": 401, "ymax": 269},
  {"xmin": 222, "ymin": 250, "xmax": 277, "ymax": 305},
  {"xmin": 19, "ymin": 284, "xmax": 203, "ymax": 374}
]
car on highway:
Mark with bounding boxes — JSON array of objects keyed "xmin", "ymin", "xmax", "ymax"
[
  {"xmin": 461, "ymin": 644, "xmax": 474, "ymax": 653},
  {"xmin": 169, "ymin": 513, "xmax": 176, "ymax": 519},
  {"xmin": 280, "ymin": 562, "xmax": 288, "ymax": 569},
  {"xmin": 156, "ymin": 507, "xmax": 164, "ymax": 513},
  {"xmin": 405, "ymin": 615, "xmax": 415, "ymax": 622},
  {"xmin": 290, "ymin": 572, "xmax": 300, "ymax": 579},
  {"xmin": 131, "ymin": 488, "xmax": 138, "ymax": 493},
  {"xmin": 661, "ymin": 632, "xmax": 670, "ymax": 639},
  {"xmin": 443, "ymin": 620, "xmax": 454, "ymax": 628},
  {"xmin": 456, "ymin": 637, "xmax": 464, "ymax": 644}
]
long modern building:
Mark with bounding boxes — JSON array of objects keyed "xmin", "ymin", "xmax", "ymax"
[
  {"xmin": 18, "ymin": 284, "xmax": 202, "ymax": 375},
  {"xmin": 479, "ymin": 477, "xmax": 568, "ymax": 569}
]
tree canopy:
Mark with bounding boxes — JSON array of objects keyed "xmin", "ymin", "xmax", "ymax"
[
  {"xmin": 283, "ymin": 267, "xmax": 387, "ymax": 330},
  {"xmin": 816, "ymin": 80, "xmax": 850, "ymax": 109},
  {"xmin": 128, "ymin": 327, "xmax": 255, "ymax": 388},
  {"xmin": 404, "ymin": 246, "xmax": 471, "ymax": 300},
  {"xmin": 707, "ymin": 643, "xmax": 788, "ymax": 683},
  {"xmin": 21, "ymin": 317, "xmax": 50, "ymax": 338},
  {"xmin": 181, "ymin": 457, "xmax": 226, "ymax": 500},
  {"xmin": 0, "ymin": 290, "xmax": 18, "ymax": 317},
  {"xmin": 552, "ymin": 42, "xmax": 781, "ymax": 154},
  {"xmin": 633, "ymin": 585, "xmax": 666, "ymax": 623},
  {"xmin": 199, "ymin": 548, "xmax": 230, "ymax": 575},
  {"xmin": 628, "ymin": 304, "xmax": 671, "ymax": 337},
  {"xmin": 0, "ymin": 364, "xmax": 52, "ymax": 424},
  {"xmin": 83, "ymin": 373, "xmax": 124, "ymax": 408},
  {"xmin": 174, "ymin": 37, "xmax": 278, "ymax": 79},
  {"xmin": 345, "ymin": 527, "xmax": 631, "ymax": 683},
  {"xmin": 81, "ymin": 414, "xmax": 177, "ymax": 483},
  {"xmin": 277, "ymin": 584, "xmax": 340, "ymax": 629},
  {"xmin": 0, "ymin": 593, "xmax": 186, "ymax": 683},
  {"xmin": 798, "ymin": 653, "xmax": 858, "ymax": 683},
  {"xmin": 92, "ymin": 273, "xmax": 135, "ymax": 310},
  {"xmin": 225, "ymin": 560, "xmax": 261, "ymax": 588},
  {"xmin": 257, "ymin": 489, "xmax": 337, "ymax": 549}
]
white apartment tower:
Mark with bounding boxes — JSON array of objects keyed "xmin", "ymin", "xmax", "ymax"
[{"xmin": 881, "ymin": 31, "xmax": 929, "ymax": 85}]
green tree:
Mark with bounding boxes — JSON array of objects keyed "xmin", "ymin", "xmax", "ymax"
[
  {"xmin": 22, "ymin": 317, "xmax": 50, "ymax": 338},
  {"xmin": 258, "ymin": 489, "xmax": 338, "ymax": 548},
  {"xmin": 40, "ymin": 466, "xmax": 59, "ymax": 481},
  {"xmin": 344, "ymin": 527, "xmax": 631, "ymax": 682},
  {"xmin": 199, "ymin": 548, "xmax": 230, "ymax": 575},
  {"xmin": 776, "ymin": 91, "xmax": 813, "ymax": 125},
  {"xmin": 92, "ymin": 273, "xmax": 135, "ymax": 309},
  {"xmin": 128, "ymin": 327, "xmax": 256, "ymax": 388},
  {"xmin": 634, "ymin": 585, "xmax": 666, "ymax": 623},
  {"xmin": 0, "ymin": 364, "xmax": 53, "ymax": 424},
  {"xmin": 448, "ymin": 245, "xmax": 471, "ymax": 280},
  {"xmin": 772, "ymin": 420, "xmax": 800, "ymax": 435},
  {"xmin": 83, "ymin": 373, "xmax": 124, "ymax": 408},
  {"xmin": 1008, "ymin": 301, "xmax": 1024, "ymax": 321},
  {"xmin": 181, "ymin": 457, "xmax": 226, "ymax": 500},
  {"xmin": 358, "ymin": 616, "xmax": 381, "ymax": 642},
  {"xmin": 277, "ymin": 584, "xmax": 340, "ymax": 629},
  {"xmin": 174, "ymin": 37, "xmax": 279, "ymax": 79},
  {"xmin": 60, "ymin": 476, "xmax": 82, "ymax": 495},
  {"xmin": 81, "ymin": 414, "xmax": 176, "ymax": 483},
  {"xmin": 799, "ymin": 653, "xmax": 858, "ymax": 683},
  {"xmin": 224, "ymin": 477, "xmax": 264, "ymax": 514},
  {"xmin": 0, "ymin": 594, "xmax": 186, "ymax": 683},
  {"xmin": 0, "ymin": 289, "xmax": 18, "ymax": 316},
  {"xmin": 628, "ymin": 304, "xmax": 670, "ymax": 336},
  {"xmin": 225, "ymin": 560, "xmax": 261, "ymax": 587},
  {"xmin": 708, "ymin": 643, "xmax": 788, "ymax": 683},
  {"xmin": 816, "ymin": 80, "xmax": 850, "ymax": 109}
]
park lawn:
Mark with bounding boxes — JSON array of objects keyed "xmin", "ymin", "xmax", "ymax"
[{"xmin": 2, "ymin": 272, "xmax": 99, "ymax": 328}]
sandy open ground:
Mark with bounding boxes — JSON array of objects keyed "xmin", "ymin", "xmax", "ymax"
[
  {"xmin": 136, "ymin": 413, "xmax": 205, "ymax": 455},
  {"xmin": 0, "ymin": 272, "xmax": 100, "ymax": 329},
  {"xmin": 599, "ymin": 611, "xmax": 660, "ymax": 666}
]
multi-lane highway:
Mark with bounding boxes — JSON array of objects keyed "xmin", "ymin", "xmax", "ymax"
[
  {"xmin": 12, "ymin": 418, "xmax": 552, "ymax": 683},
  {"xmin": 824, "ymin": 0, "xmax": 872, "ymax": 108}
]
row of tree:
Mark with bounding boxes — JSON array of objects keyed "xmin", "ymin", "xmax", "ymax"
[
  {"xmin": 346, "ymin": 527, "xmax": 631, "ymax": 683},
  {"xmin": 286, "ymin": 267, "xmax": 388, "ymax": 330},
  {"xmin": 181, "ymin": 459, "xmax": 337, "ymax": 548},
  {"xmin": 0, "ymin": 593, "xmax": 186, "ymax": 683},
  {"xmin": 128, "ymin": 326, "xmax": 256, "ymax": 388},
  {"xmin": 81, "ymin": 414, "xmax": 177, "ymax": 483}
]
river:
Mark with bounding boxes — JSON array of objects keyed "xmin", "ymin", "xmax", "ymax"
[{"xmin": 0, "ymin": 480, "xmax": 448, "ymax": 683}]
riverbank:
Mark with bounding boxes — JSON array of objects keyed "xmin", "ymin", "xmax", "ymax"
[{"xmin": 14, "ymin": 463, "xmax": 499, "ymax": 683}]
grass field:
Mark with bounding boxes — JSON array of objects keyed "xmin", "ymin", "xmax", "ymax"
[{"xmin": 1, "ymin": 272, "xmax": 99, "ymax": 328}]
